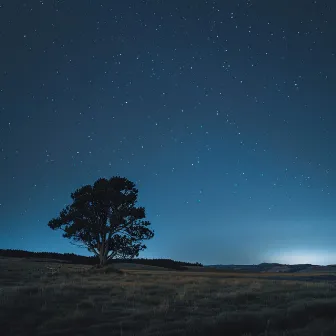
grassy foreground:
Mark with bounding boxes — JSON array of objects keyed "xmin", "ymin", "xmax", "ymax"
[{"xmin": 1, "ymin": 257, "xmax": 336, "ymax": 335}]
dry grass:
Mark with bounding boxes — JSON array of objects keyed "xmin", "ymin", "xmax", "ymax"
[{"xmin": 1, "ymin": 257, "xmax": 336, "ymax": 335}]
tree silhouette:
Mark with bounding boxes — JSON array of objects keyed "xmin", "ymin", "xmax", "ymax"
[{"xmin": 48, "ymin": 176, "xmax": 154, "ymax": 266}]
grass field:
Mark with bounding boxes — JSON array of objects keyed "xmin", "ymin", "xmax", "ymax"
[{"xmin": 1, "ymin": 257, "xmax": 336, "ymax": 335}]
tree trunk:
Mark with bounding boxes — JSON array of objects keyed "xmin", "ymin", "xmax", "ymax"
[
  {"xmin": 99, "ymin": 253, "xmax": 107, "ymax": 267},
  {"xmin": 98, "ymin": 241, "xmax": 107, "ymax": 267}
]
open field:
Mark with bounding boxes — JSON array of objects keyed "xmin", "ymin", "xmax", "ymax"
[{"xmin": 1, "ymin": 258, "xmax": 336, "ymax": 335}]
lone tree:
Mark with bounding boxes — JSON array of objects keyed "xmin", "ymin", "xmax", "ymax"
[{"xmin": 48, "ymin": 176, "xmax": 154, "ymax": 267}]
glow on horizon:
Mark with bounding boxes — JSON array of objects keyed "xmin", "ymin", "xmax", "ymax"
[{"xmin": 265, "ymin": 250, "xmax": 336, "ymax": 265}]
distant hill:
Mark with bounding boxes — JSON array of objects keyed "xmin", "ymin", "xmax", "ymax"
[
  {"xmin": 0, "ymin": 249, "xmax": 203, "ymax": 270},
  {"xmin": 206, "ymin": 263, "xmax": 336, "ymax": 273}
]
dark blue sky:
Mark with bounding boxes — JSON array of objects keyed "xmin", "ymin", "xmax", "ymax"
[{"xmin": 1, "ymin": 0, "xmax": 336, "ymax": 265}]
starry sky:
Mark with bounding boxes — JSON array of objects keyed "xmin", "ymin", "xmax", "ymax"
[{"xmin": 1, "ymin": 0, "xmax": 336, "ymax": 265}]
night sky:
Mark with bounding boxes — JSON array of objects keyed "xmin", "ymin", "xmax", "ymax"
[{"xmin": 1, "ymin": 0, "xmax": 336, "ymax": 265}]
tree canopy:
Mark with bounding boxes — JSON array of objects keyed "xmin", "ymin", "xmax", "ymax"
[{"xmin": 48, "ymin": 176, "xmax": 154, "ymax": 266}]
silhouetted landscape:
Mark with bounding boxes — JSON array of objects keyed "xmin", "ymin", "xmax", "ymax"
[
  {"xmin": 2, "ymin": 158, "xmax": 336, "ymax": 336},
  {"xmin": 2, "ymin": 250, "xmax": 336, "ymax": 335}
]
